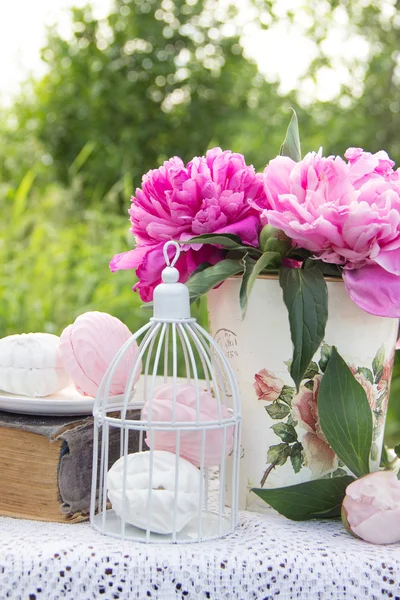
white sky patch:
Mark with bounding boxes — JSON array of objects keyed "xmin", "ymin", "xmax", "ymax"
[
  {"xmin": 0, "ymin": 0, "xmax": 113, "ymax": 105},
  {"xmin": 241, "ymin": 21, "xmax": 318, "ymax": 94},
  {"xmin": 0, "ymin": 0, "xmax": 382, "ymax": 106}
]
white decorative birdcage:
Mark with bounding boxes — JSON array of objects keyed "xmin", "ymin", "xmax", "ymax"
[{"xmin": 90, "ymin": 241, "xmax": 242, "ymax": 543}]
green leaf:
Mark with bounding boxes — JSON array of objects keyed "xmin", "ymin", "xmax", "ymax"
[
  {"xmin": 284, "ymin": 358, "xmax": 292, "ymax": 369},
  {"xmin": 279, "ymin": 108, "xmax": 302, "ymax": 162},
  {"xmin": 395, "ymin": 445, "xmax": 400, "ymax": 459},
  {"xmin": 372, "ymin": 345, "xmax": 385, "ymax": 383},
  {"xmin": 356, "ymin": 367, "xmax": 374, "ymax": 385},
  {"xmin": 304, "ymin": 380, "xmax": 314, "ymax": 390},
  {"xmin": 380, "ymin": 445, "xmax": 391, "ymax": 468},
  {"xmin": 290, "ymin": 442, "xmax": 304, "ymax": 473},
  {"xmin": 318, "ymin": 347, "xmax": 373, "ymax": 478},
  {"xmin": 319, "ymin": 343, "xmax": 333, "ymax": 373},
  {"xmin": 186, "ymin": 259, "xmax": 243, "ymax": 302},
  {"xmin": 252, "ymin": 476, "xmax": 354, "ymax": 521},
  {"xmin": 13, "ymin": 169, "xmax": 37, "ymax": 222},
  {"xmin": 265, "ymin": 402, "xmax": 291, "ymax": 420},
  {"xmin": 240, "ymin": 251, "xmax": 281, "ymax": 317},
  {"xmin": 278, "ymin": 385, "xmax": 296, "ymax": 406},
  {"xmin": 69, "ymin": 140, "xmax": 97, "ymax": 176},
  {"xmin": 267, "ymin": 443, "xmax": 291, "ymax": 466},
  {"xmin": 279, "ymin": 265, "xmax": 328, "ymax": 391},
  {"xmin": 271, "ymin": 423, "xmax": 298, "ymax": 443},
  {"xmin": 239, "ymin": 255, "xmax": 256, "ymax": 315},
  {"xmin": 184, "ymin": 233, "xmax": 261, "ymax": 254},
  {"xmin": 188, "ymin": 262, "xmax": 213, "ymax": 277},
  {"xmin": 332, "ymin": 468, "xmax": 348, "ymax": 478},
  {"xmin": 290, "ymin": 454, "xmax": 303, "ymax": 473},
  {"xmin": 303, "ymin": 361, "xmax": 320, "ymax": 379},
  {"xmin": 308, "ymin": 259, "xmax": 342, "ymax": 278},
  {"xmin": 286, "ymin": 247, "xmax": 311, "ymax": 261}
]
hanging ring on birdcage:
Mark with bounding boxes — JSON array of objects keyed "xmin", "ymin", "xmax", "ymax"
[{"xmin": 163, "ymin": 240, "xmax": 181, "ymax": 268}]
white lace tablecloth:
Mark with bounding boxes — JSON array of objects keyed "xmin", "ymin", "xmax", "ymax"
[{"xmin": 1, "ymin": 510, "xmax": 399, "ymax": 600}]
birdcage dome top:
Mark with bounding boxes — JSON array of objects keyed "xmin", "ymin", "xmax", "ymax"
[{"xmin": 93, "ymin": 240, "xmax": 240, "ymax": 420}]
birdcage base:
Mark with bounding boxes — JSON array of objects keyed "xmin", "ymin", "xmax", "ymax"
[{"xmin": 91, "ymin": 509, "xmax": 233, "ymax": 544}]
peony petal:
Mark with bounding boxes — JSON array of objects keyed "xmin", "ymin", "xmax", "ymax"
[
  {"xmin": 345, "ymin": 471, "xmax": 400, "ymax": 506},
  {"xmin": 215, "ymin": 214, "xmax": 260, "ymax": 247},
  {"xmin": 343, "ymin": 263, "xmax": 400, "ymax": 317},
  {"xmin": 110, "ymin": 246, "xmax": 150, "ymax": 272},
  {"xmin": 374, "ymin": 247, "xmax": 400, "ymax": 276},
  {"xmin": 352, "ymin": 508, "xmax": 400, "ymax": 545},
  {"xmin": 342, "ymin": 494, "xmax": 381, "ymax": 529},
  {"xmin": 132, "ymin": 243, "xmax": 168, "ymax": 301},
  {"xmin": 263, "ymin": 156, "xmax": 296, "ymax": 209},
  {"xmin": 343, "ymin": 471, "xmax": 400, "ymax": 544}
]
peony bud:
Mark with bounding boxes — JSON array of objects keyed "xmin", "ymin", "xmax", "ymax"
[
  {"xmin": 259, "ymin": 225, "xmax": 291, "ymax": 256},
  {"xmin": 342, "ymin": 471, "xmax": 400, "ymax": 545}
]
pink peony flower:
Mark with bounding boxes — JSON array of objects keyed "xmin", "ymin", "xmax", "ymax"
[
  {"xmin": 342, "ymin": 471, "xmax": 400, "ymax": 545},
  {"xmin": 254, "ymin": 369, "xmax": 284, "ymax": 401},
  {"xmin": 141, "ymin": 383, "xmax": 234, "ymax": 467},
  {"xmin": 111, "ymin": 148, "xmax": 266, "ymax": 301},
  {"xmin": 260, "ymin": 149, "xmax": 400, "ymax": 317},
  {"xmin": 292, "ymin": 375, "xmax": 338, "ymax": 477}
]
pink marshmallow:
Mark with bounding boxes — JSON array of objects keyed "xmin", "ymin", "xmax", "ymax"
[
  {"xmin": 60, "ymin": 311, "xmax": 140, "ymax": 397},
  {"xmin": 142, "ymin": 383, "xmax": 235, "ymax": 467}
]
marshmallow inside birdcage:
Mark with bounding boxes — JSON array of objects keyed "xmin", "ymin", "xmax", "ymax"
[{"xmin": 90, "ymin": 241, "xmax": 242, "ymax": 543}]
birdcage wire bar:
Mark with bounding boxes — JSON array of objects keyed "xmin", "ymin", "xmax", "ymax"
[{"xmin": 91, "ymin": 243, "xmax": 241, "ymax": 544}]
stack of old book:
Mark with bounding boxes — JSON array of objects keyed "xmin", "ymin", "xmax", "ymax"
[
  {"xmin": 0, "ymin": 409, "xmax": 140, "ymax": 522},
  {"xmin": 0, "ymin": 311, "xmax": 142, "ymax": 522}
]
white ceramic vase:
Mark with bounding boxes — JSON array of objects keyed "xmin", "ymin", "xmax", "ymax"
[{"xmin": 208, "ymin": 276, "xmax": 399, "ymax": 512}]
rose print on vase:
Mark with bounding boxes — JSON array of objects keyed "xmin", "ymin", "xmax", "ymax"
[
  {"xmin": 208, "ymin": 275, "xmax": 399, "ymax": 509},
  {"xmin": 291, "ymin": 376, "xmax": 338, "ymax": 479},
  {"xmin": 254, "ymin": 369, "xmax": 284, "ymax": 402},
  {"xmin": 257, "ymin": 343, "xmax": 392, "ymax": 485}
]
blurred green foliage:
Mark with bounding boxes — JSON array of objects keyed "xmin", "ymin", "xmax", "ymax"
[
  {"xmin": 18, "ymin": 0, "xmax": 292, "ymax": 211},
  {"xmin": 0, "ymin": 161, "xmax": 206, "ymax": 336},
  {"xmin": 0, "ymin": 0, "xmax": 399, "ymax": 445}
]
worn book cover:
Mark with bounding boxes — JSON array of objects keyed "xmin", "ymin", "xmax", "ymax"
[{"xmin": 0, "ymin": 409, "xmax": 140, "ymax": 523}]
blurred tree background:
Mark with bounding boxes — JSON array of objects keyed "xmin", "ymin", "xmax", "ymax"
[{"xmin": 0, "ymin": 0, "xmax": 399, "ymax": 445}]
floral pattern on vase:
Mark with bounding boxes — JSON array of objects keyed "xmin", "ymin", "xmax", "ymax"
[{"xmin": 256, "ymin": 343, "xmax": 394, "ymax": 486}]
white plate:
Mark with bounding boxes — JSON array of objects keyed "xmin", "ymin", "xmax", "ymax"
[{"xmin": 0, "ymin": 384, "xmax": 143, "ymax": 417}]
